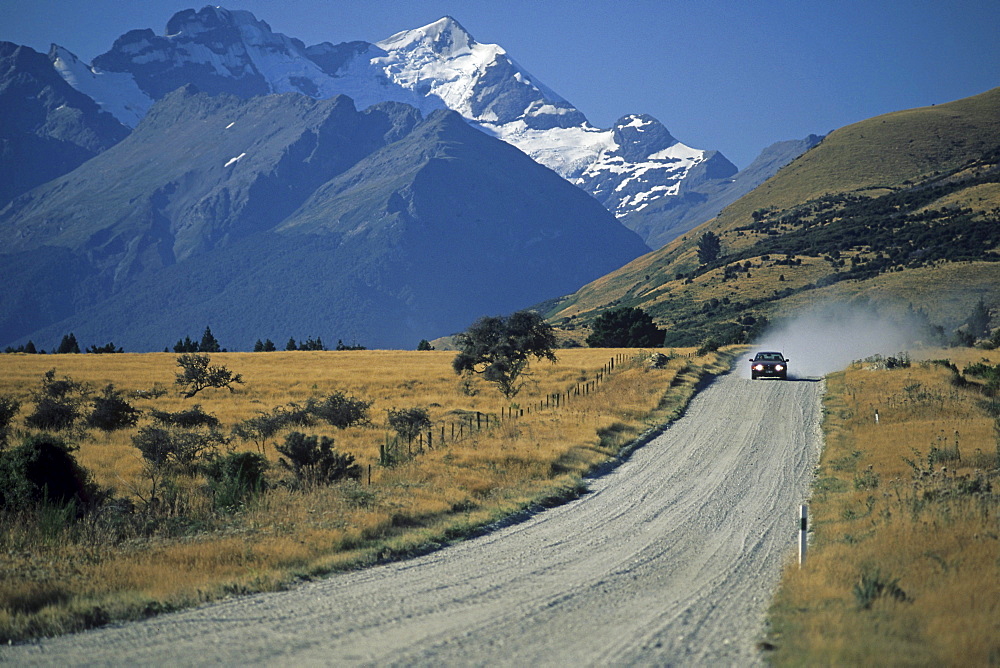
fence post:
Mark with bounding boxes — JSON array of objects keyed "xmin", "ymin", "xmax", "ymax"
[{"xmin": 799, "ymin": 504, "xmax": 808, "ymax": 567}]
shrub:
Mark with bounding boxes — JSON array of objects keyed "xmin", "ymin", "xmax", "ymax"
[
  {"xmin": 276, "ymin": 432, "xmax": 361, "ymax": 488},
  {"xmin": 204, "ymin": 452, "xmax": 268, "ymax": 511},
  {"xmin": 696, "ymin": 337, "xmax": 721, "ymax": 356},
  {"xmin": 853, "ymin": 568, "xmax": 907, "ymax": 610},
  {"xmin": 232, "ymin": 411, "xmax": 288, "ymax": 452},
  {"xmin": 24, "ymin": 370, "xmax": 90, "ymax": 431},
  {"xmin": 131, "ymin": 426, "xmax": 224, "ymax": 471},
  {"xmin": 387, "ymin": 407, "xmax": 432, "ymax": 441},
  {"xmin": 25, "ymin": 397, "xmax": 80, "ymax": 432},
  {"xmin": 307, "ymin": 392, "xmax": 372, "ymax": 428},
  {"xmin": 0, "ymin": 395, "xmax": 21, "ymax": 449},
  {"xmin": 853, "ymin": 465, "xmax": 881, "ymax": 490},
  {"xmin": 149, "ymin": 405, "xmax": 220, "ymax": 429},
  {"xmin": 0, "ymin": 435, "xmax": 95, "ymax": 512},
  {"xmin": 86, "ymin": 384, "xmax": 140, "ymax": 431}
]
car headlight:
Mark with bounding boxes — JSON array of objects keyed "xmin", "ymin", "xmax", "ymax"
[
  {"xmin": 776, "ymin": 365, "xmax": 784, "ymax": 371},
  {"xmin": 753, "ymin": 364, "xmax": 764, "ymax": 371}
]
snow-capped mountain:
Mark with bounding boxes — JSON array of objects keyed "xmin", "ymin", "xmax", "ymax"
[
  {"xmin": 48, "ymin": 7, "xmax": 736, "ymax": 232},
  {"xmin": 0, "ymin": 87, "xmax": 648, "ymax": 350}
]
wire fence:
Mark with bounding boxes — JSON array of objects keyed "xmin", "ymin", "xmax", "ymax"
[{"xmin": 376, "ymin": 352, "xmax": 634, "ymax": 470}]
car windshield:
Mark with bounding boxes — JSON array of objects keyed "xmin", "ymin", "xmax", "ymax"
[{"xmin": 754, "ymin": 352, "xmax": 784, "ymax": 361}]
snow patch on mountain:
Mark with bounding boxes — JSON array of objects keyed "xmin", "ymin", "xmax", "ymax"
[{"xmin": 49, "ymin": 45, "xmax": 152, "ymax": 126}]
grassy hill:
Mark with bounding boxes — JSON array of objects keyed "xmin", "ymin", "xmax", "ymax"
[{"xmin": 546, "ymin": 87, "xmax": 1000, "ymax": 345}]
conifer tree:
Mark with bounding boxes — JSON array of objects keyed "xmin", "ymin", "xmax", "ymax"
[
  {"xmin": 199, "ymin": 326, "xmax": 221, "ymax": 353},
  {"xmin": 57, "ymin": 333, "xmax": 81, "ymax": 354}
]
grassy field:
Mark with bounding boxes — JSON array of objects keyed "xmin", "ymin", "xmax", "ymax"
[
  {"xmin": 0, "ymin": 346, "xmax": 732, "ymax": 642},
  {"xmin": 765, "ymin": 347, "xmax": 1000, "ymax": 665}
]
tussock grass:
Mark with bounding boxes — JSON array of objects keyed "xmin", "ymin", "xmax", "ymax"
[
  {"xmin": 0, "ymin": 347, "xmax": 733, "ymax": 641},
  {"xmin": 765, "ymin": 348, "xmax": 1000, "ymax": 665}
]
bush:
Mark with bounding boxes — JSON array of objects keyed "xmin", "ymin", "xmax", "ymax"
[
  {"xmin": 232, "ymin": 411, "xmax": 288, "ymax": 452},
  {"xmin": 387, "ymin": 407, "xmax": 432, "ymax": 441},
  {"xmin": 0, "ymin": 395, "xmax": 21, "ymax": 449},
  {"xmin": 149, "ymin": 405, "xmax": 220, "ymax": 429},
  {"xmin": 307, "ymin": 392, "xmax": 372, "ymax": 428},
  {"xmin": 24, "ymin": 370, "xmax": 89, "ymax": 431},
  {"xmin": 204, "ymin": 452, "xmax": 268, "ymax": 511},
  {"xmin": 131, "ymin": 426, "xmax": 224, "ymax": 471},
  {"xmin": 232, "ymin": 394, "xmax": 372, "ymax": 452},
  {"xmin": 86, "ymin": 384, "xmax": 140, "ymax": 431},
  {"xmin": 696, "ymin": 337, "xmax": 721, "ymax": 356},
  {"xmin": 276, "ymin": 432, "xmax": 361, "ymax": 488},
  {"xmin": 853, "ymin": 568, "xmax": 907, "ymax": 610},
  {"xmin": 0, "ymin": 435, "xmax": 95, "ymax": 512},
  {"xmin": 25, "ymin": 398, "xmax": 78, "ymax": 432}
]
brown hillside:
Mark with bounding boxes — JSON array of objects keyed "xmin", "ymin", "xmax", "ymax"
[{"xmin": 547, "ymin": 87, "xmax": 1000, "ymax": 346}]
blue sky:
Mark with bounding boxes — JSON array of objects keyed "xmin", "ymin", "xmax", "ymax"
[{"xmin": 2, "ymin": 0, "xmax": 997, "ymax": 168}]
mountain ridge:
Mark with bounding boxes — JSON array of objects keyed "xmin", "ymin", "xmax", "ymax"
[
  {"xmin": 37, "ymin": 6, "xmax": 784, "ymax": 245},
  {"xmin": 0, "ymin": 88, "xmax": 648, "ymax": 351}
]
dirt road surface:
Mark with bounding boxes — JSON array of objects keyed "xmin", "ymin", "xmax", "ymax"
[{"xmin": 5, "ymin": 368, "xmax": 824, "ymax": 666}]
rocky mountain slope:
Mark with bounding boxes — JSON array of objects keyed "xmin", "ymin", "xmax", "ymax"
[
  {"xmin": 0, "ymin": 42, "xmax": 129, "ymax": 208},
  {"xmin": 0, "ymin": 87, "xmax": 648, "ymax": 351}
]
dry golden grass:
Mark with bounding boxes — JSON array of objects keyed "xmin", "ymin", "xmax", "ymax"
[
  {"xmin": 0, "ymin": 347, "xmax": 732, "ymax": 641},
  {"xmin": 766, "ymin": 348, "xmax": 1000, "ymax": 665}
]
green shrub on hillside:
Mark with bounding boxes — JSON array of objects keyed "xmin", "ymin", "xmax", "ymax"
[{"xmin": 586, "ymin": 307, "xmax": 665, "ymax": 348}]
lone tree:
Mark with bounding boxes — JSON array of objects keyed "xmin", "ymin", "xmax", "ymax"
[
  {"xmin": 175, "ymin": 354, "xmax": 244, "ymax": 398},
  {"xmin": 586, "ymin": 307, "xmax": 665, "ymax": 348},
  {"xmin": 452, "ymin": 310, "xmax": 557, "ymax": 400},
  {"xmin": 697, "ymin": 231, "xmax": 722, "ymax": 264}
]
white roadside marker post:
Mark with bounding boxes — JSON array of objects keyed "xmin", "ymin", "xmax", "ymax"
[{"xmin": 798, "ymin": 504, "xmax": 808, "ymax": 567}]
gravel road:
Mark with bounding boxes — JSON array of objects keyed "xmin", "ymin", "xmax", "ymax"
[{"xmin": 5, "ymin": 366, "xmax": 824, "ymax": 666}]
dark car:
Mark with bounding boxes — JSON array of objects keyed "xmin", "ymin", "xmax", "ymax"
[{"xmin": 749, "ymin": 351, "xmax": 789, "ymax": 380}]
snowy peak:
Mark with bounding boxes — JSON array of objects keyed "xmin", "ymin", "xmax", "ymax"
[
  {"xmin": 611, "ymin": 114, "xmax": 678, "ymax": 162},
  {"xmin": 164, "ymin": 6, "xmax": 274, "ymax": 39},
  {"xmin": 376, "ymin": 16, "xmax": 475, "ymax": 56},
  {"xmin": 369, "ymin": 16, "xmax": 582, "ymax": 130},
  {"xmin": 91, "ymin": 5, "xmax": 339, "ymax": 104}
]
